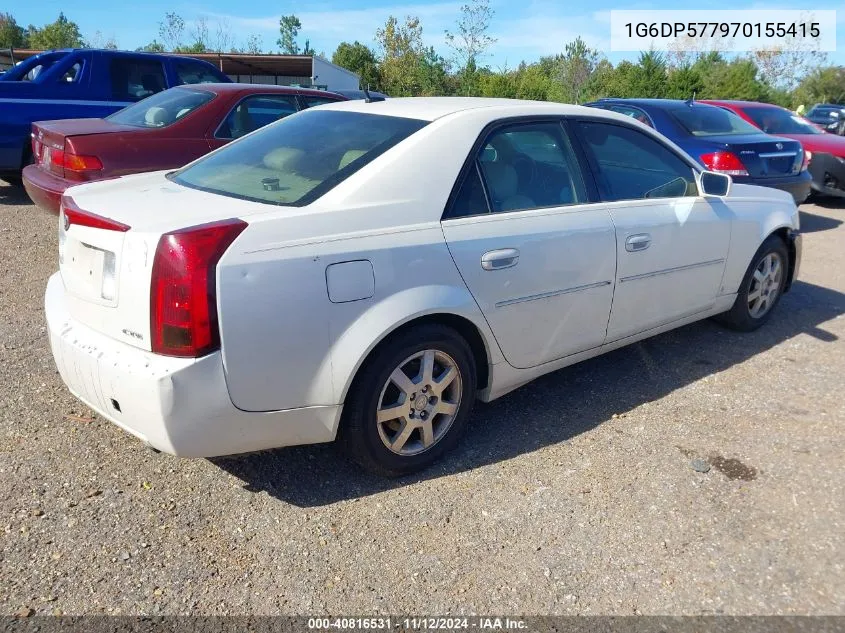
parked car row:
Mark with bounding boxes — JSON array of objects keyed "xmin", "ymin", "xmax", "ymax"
[
  {"xmin": 584, "ymin": 98, "xmax": 845, "ymax": 200},
  {"xmin": 45, "ymin": 97, "xmax": 801, "ymax": 474},
  {"xmin": 23, "ymin": 83, "xmax": 347, "ymax": 213},
  {"xmin": 0, "ymin": 49, "xmax": 230, "ymax": 180}
]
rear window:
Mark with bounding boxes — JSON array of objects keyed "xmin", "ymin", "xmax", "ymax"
[
  {"xmin": 2, "ymin": 52, "xmax": 68, "ymax": 82},
  {"xmin": 171, "ymin": 110, "xmax": 428, "ymax": 206},
  {"xmin": 671, "ymin": 106, "xmax": 763, "ymax": 137},
  {"xmin": 107, "ymin": 88, "xmax": 214, "ymax": 128},
  {"xmin": 745, "ymin": 106, "xmax": 823, "ymax": 135}
]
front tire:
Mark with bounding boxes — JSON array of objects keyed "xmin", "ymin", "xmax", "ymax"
[
  {"xmin": 338, "ymin": 324, "xmax": 477, "ymax": 477},
  {"xmin": 716, "ymin": 235, "xmax": 789, "ymax": 332}
]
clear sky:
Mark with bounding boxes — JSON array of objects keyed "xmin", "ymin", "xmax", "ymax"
[{"xmin": 8, "ymin": 0, "xmax": 845, "ymax": 67}]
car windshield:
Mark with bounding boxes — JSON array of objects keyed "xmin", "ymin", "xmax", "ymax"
[
  {"xmin": 671, "ymin": 105, "xmax": 763, "ymax": 137},
  {"xmin": 107, "ymin": 87, "xmax": 214, "ymax": 128},
  {"xmin": 745, "ymin": 107, "xmax": 823, "ymax": 135},
  {"xmin": 171, "ymin": 109, "xmax": 428, "ymax": 206}
]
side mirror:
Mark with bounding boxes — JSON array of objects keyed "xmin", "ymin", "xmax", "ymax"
[{"xmin": 698, "ymin": 170, "xmax": 731, "ymax": 197}]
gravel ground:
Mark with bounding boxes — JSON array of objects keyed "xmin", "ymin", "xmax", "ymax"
[{"xmin": 0, "ymin": 181, "xmax": 843, "ymax": 616}]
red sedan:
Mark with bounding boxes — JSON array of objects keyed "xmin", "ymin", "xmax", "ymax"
[
  {"xmin": 702, "ymin": 99, "xmax": 845, "ymax": 198},
  {"xmin": 23, "ymin": 83, "xmax": 347, "ymax": 213}
]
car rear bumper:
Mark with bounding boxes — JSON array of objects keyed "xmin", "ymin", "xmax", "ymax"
[
  {"xmin": 22, "ymin": 164, "xmax": 66, "ymax": 214},
  {"xmin": 45, "ymin": 273, "xmax": 341, "ymax": 457},
  {"xmin": 735, "ymin": 171, "xmax": 812, "ymax": 204},
  {"xmin": 807, "ymin": 152, "xmax": 845, "ymax": 198}
]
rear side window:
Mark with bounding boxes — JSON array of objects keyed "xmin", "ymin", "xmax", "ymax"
[
  {"xmin": 671, "ymin": 106, "xmax": 762, "ymax": 137},
  {"xmin": 110, "ymin": 58, "xmax": 167, "ymax": 101},
  {"xmin": 174, "ymin": 60, "xmax": 224, "ymax": 85},
  {"xmin": 107, "ymin": 87, "xmax": 214, "ymax": 128},
  {"xmin": 58, "ymin": 61, "xmax": 82, "ymax": 84},
  {"xmin": 301, "ymin": 95, "xmax": 342, "ymax": 108},
  {"xmin": 173, "ymin": 109, "xmax": 428, "ymax": 206},
  {"xmin": 217, "ymin": 95, "xmax": 299, "ymax": 139},
  {"xmin": 577, "ymin": 122, "xmax": 697, "ymax": 201},
  {"xmin": 607, "ymin": 105, "xmax": 653, "ymax": 128}
]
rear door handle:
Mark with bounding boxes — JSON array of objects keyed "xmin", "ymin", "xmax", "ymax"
[
  {"xmin": 481, "ymin": 248, "xmax": 520, "ymax": 270},
  {"xmin": 625, "ymin": 234, "xmax": 651, "ymax": 252}
]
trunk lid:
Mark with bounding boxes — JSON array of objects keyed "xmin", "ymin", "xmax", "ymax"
[
  {"xmin": 702, "ymin": 134, "xmax": 804, "ymax": 179},
  {"xmin": 32, "ymin": 119, "xmax": 136, "ymax": 177},
  {"xmin": 57, "ymin": 171, "xmax": 267, "ymax": 350}
]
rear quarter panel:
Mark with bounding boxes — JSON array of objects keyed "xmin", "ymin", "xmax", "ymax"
[
  {"xmin": 216, "ymin": 215, "xmax": 494, "ymax": 412},
  {"xmin": 720, "ymin": 184, "xmax": 798, "ymax": 294}
]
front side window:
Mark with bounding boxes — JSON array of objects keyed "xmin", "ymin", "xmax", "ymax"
[
  {"xmin": 174, "ymin": 60, "xmax": 224, "ymax": 85},
  {"xmin": 110, "ymin": 58, "xmax": 167, "ymax": 101},
  {"xmin": 464, "ymin": 122, "xmax": 586, "ymax": 215},
  {"xmin": 217, "ymin": 95, "xmax": 299, "ymax": 139},
  {"xmin": 577, "ymin": 121, "xmax": 697, "ymax": 201},
  {"xmin": 107, "ymin": 87, "xmax": 214, "ymax": 128},
  {"xmin": 173, "ymin": 109, "xmax": 428, "ymax": 206},
  {"xmin": 671, "ymin": 105, "xmax": 762, "ymax": 137}
]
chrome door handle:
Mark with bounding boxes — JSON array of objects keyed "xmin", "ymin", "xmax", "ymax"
[
  {"xmin": 481, "ymin": 248, "xmax": 520, "ymax": 270},
  {"xmin": 625, "ymin": 234, "xmax": 651, "ymax": 252}
]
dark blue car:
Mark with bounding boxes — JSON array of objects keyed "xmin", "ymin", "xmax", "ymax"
[{"xmin": 584, "ymin": 98, "xmax": 812, "ymax": 203}]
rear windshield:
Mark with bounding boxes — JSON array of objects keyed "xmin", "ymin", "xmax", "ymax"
[
  {"xmin": 671, "ymin": 106, "xmax": 763, "ymax": 137},
  {"xmin": 107, "ymin": 87, "xmax": 214, "ymax": 128},
  {"xmin": 171, "ymin": 109, "xmax": 428, "ymax": 206},
  {"xmin": 1, "ymin": 52, "xmax": 68, "ymax": 82},
  {"xmin": 808, "ymin": 106, "xmax": 842, "ymax": 118},
  {"xmin": 745, "ymin": 106, "xmax": 823, "ymax": 135}
]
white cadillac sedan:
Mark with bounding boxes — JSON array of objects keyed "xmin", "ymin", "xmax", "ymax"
[{"xmin": 46, "ymin": 98, "xmax": 801, "ymax": 475}]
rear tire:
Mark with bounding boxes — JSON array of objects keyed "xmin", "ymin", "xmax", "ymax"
[
  {"xmin": 715, "ymin": 235, "xmax": 789, "ymax": 332},
  {"xmin": 338, "ymin": 324, "xmax": 477, "ymax": 477}
]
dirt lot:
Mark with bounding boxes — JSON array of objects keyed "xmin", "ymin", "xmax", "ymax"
[{"xmin": 0, "ymin": 181, "xmax": 843, "ymax": 616}]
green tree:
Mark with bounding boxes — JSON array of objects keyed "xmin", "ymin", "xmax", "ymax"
[
  {"xmin": 137, "ymin": 40, "xmax": 165, "ymax": 53},
  {"xmin": 332, "ymin": 41, "xmax": 381, "ymax": 90},
  {"xmin": 477, "ymin": 66, "xmax": 518, "ymax": 98},
  {"xmin": 444, "ymin": 0, "xmax": 495, "ymax": 71},
  {"xmin": 665, "ymin": 65, "xmax": 704, "ymax": 100},
  {"xmin": 418, "ymin": 46, "xmax": 451, "ymax": 95},
  {"xmin": 375, "ymin": 15, "xmax": 427, "ymax": 96},
  {"xmin": 27, "ymin": 12, "xmax": 84, "ymax": 49},
  {"xmin": 515, "ymin": 63, "xmax": 551, "ymax": 101},
  {"xmin": 794, "ymin": 66, "xmax": 845, "ymax": 104},
  {"xmin": 0, "ymin": 12, "xmax": 27, "ymax": 48},
  {"xmin": 628, "ymin": 50, "xmax": 668, "ymax": 98},
  {"xmin": 158, "ymin": 12, "xmax": 185, "ymax": 51},
  {"xmin": 277, "ymin": 15, "xmax": 301, "ymax": 54},
  {"xmin": 703, "ymin": 58, "xmax": 767, "ymax": 101},
  {"xmin": 543, "ymin": 37, "xmax": 602, "ymax": 103}
]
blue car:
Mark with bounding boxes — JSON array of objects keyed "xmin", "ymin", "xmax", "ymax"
[
  {"xmin": 0, "ymin": 48, "xmax": 230, "ymax": 180},
  {"xmin": 584, "ymin": 98, "xmax": 812, "ymax": 203}
]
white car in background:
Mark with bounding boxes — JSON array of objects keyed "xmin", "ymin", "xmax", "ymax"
[{"xmin": 46, "ymin": 98, "xmax": 801, "ymax": 476}]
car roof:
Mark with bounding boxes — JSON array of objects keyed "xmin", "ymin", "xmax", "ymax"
[
  {"xmin": 702, "ymin": 99, "xmax": 786, "ymax": 110},
  {"xmin": 595, "ymin": 98, "xmax": 723, "ymax": 111},
  {"xmin": 313, "ymin": 97, "xmax": 600, "ymax": 121},
  {"xmin": 181, "ymin": 83, "xmax": 344, "ymax": 98}
]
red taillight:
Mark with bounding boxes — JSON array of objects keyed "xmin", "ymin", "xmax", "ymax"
[
  {"xmin": 61, "ymin": 195, "xmax": 130, "ymax": 232},
  {"xmin": 700, "ymin": 151, "xmax": 749, "ymax": 177},
  {"xmin": 48, "ymin": 148, "xmax": 104, "ymax": 180},
  {"xmin": 150, "ymin": 219, "xmax": 248, "ymax": 358}
]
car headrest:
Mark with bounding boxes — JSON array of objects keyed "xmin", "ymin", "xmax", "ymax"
[
  {"xmin": 339, "ymin": 150, "xmax": 366, "ymax": 170},
  {"xmin": 144, "ymin": 107, "xmax": 171, "ymax": 127},
  {"xmin": 262, "ymin": 147, "xmax": 304, "ymax": 171},
  {"xmin": 481, "ymin": 162, "xmax": 518, "ymax": 200}
]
